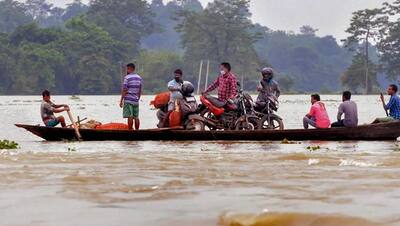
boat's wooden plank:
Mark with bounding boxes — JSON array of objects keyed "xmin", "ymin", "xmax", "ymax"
[{"xmin": 15, "ymin": 121, "xmax": 400, "ymax": 141}]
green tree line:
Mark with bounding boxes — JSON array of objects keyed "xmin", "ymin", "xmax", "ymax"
[
  {"xmin": 0, "ymin": 0, "xmax": 399, "ymax": 95},
  {"xmin": 342, "ymin": 1, "xmax": 400, "ymax": 94}
]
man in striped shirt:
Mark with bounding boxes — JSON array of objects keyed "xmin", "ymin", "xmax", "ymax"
[{"xmin": 120, "ymin": 63, "xmax": 142, "ymax": 130}]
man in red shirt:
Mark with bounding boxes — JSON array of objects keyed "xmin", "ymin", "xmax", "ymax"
[
  {"xmin": 303, "ymin": 94, "xmax": 331, "ymax": 129},
  {"xmin": 203, "ymin": 62, "xmax": 238, "ymax": 107}
]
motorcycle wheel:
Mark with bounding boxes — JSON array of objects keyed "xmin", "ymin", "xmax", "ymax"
[
  {"xmin": 200, "ymin": 109, "xmax": 218, "ymax": 130},
  {"xmin": 259, "ymin": 115, "xmax": 284, "ymax": 130},
  {"xmin": 235, "ymin": 116, "xmax": 260, "ymax": 131},
  {"xmin": 185, "ymin": 119, "xmax": 205, "ymax": 131}
]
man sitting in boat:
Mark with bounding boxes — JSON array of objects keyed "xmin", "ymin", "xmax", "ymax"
[
  {"xmin": 331, "ymin": 91, "xmax": 358, "ymax": 128},
  {"xmin": 119, "ymin": 63, "xmax": 142, "ymax": 130},
  {"xmin": 202, "ymin": 62, "xmax": 238, "ymax": 107},
  {"xmin": 41, "ymin": 90, "xmax": 69, "ymax": 127},
  {"xmin": 303, "ymin": 94, "xmax": 331, "ymax": 129},
  {"xmin": 255, "ymin": 67, "xmax": 281, "ymax": 111},
  {"xmin": 161, "ymin": 69, "xmax": 184, "ymax": 127},
  {"xmin": 168, "ymin": 69, "xmax": 184, "ymax": 111},
  {"xmin": 373, "ymin": 84, "xmax": 400, "ymax": 123}
]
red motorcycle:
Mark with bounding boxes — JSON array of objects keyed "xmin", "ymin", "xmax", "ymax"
[{"xmin": 188, "ymin": 90, "xmax": 260, "ymax": 131}]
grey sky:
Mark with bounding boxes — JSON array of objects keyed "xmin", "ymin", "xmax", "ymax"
[{"xmin": 47, "ymin": 0, "xmax": 391, "ymax": 40}]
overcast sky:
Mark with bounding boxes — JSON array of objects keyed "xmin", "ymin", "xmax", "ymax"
[{"xmin": 46, "ymin": 0, "xmax": 391, "ymax": 40}]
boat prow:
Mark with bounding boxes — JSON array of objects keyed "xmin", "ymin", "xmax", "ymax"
[{"xmin": 15, "ymin": 121, "xmax": 400, "ymax": 141}]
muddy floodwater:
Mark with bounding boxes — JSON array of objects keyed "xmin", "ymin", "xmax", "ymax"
[{"xmin": 1, "ymin": 95, "xmax": 400, "ymax": 226}]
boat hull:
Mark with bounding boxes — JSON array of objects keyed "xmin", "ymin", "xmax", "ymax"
[{"xmin": 15, "ymin": 121, "xmax": 400, "ymax": 141}]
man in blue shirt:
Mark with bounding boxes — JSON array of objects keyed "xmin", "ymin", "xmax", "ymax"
[{"xmin": 373, "ymin": 84, "xmax": 400, "ymax": 123}]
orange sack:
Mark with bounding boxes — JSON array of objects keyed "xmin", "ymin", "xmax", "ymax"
[
  {"xmin": 168, "ymin": 101, "xmax": 182, "ymax": 127},
  {"xmin": 96, "ymin": 123, "xmax": 129, "ymax": 130},
  {"xmin": 169, "ymin": 111, "xmax": 182, "ymax": 127},
  {"xmin": 150, "ymin": 92, "xmax": 170, "ymax": 108}
]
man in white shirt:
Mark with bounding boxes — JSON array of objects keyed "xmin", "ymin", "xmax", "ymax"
[{"xmin": 162, "ymin": 69, "xmax": 184, "ymax": 127}]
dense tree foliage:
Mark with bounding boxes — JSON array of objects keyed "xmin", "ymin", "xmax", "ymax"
[
  {"xmin": 176, "ymin": 0, "xmax": 262, "ymax": 90},
  {"xmin": 142, "ymin": 1, "xmax": 182, "ymax": 51},
  {"xmin": 342, "ymin": 1, "xmax": 400, "ymax": 92},
  {"xmin": 0, "ymin": 0, "xmax": 33, "ymax": 33},
  {"xmin": 379, "ymin": 21, "xmax": 400, "ymax": 80},
  {"xmin": 0, "ymin": 18, "xmax": 129, "ymax": 95},
  {"xmin": 255, "ymin": 26, "xmax": 352, "ymax": 92},
  {"xmin": 134, "ymin": 50, "xmax": 184, "ymax": 93},
  {"xmin": 341, "ymin": 53, "xmax": 379, "ymax": 93},
  {"xmin": 1, "ymin": 0, "xmax": 399, "ymax": 95},
  {"xmin": 87, "ymin": 0, "xmax": 157, "ymax": 55},
  {"xmin": 378, "ymin": 0, "xmax": 400, "ymax": 80},
  {"xmin": 342, "ymin": 8, "xmax": 387, "ymax": 94}
]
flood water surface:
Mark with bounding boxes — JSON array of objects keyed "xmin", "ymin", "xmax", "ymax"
[{"xmin": 1, "ymin": 95, "xmax": 400, "ymax": 226}]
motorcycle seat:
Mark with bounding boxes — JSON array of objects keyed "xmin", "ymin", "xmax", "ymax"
[{"xmin": 205, "ymin": 95, "xmax": 226, "ymax": 108}]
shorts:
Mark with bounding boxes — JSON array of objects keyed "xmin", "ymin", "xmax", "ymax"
[
  {"xmin": 123, "ymin": 103, "xmax": 139, "ymax": 118},
  {"xmin": 45, "ymin": 119, "xmax": 59, "ymax": 127}
]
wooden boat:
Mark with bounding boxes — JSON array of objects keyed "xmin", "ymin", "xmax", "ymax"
[{"xmin": 15, "ymin": 121, "xmax": 400, "ymax": 141}]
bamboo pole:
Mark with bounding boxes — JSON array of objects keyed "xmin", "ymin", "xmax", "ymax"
[
  {"xmin": 67, "ymin": 117, "xmax": 87, "ymax": 127},
  {"xmin": 204, "ymin": 60, "xmax": 210, "ymax": 90},
  {"xmin": 67, "ymin": 110, "xmax": 82, "ymax": 141},
  {"xmin": 241, "ymin": 74, "xmax": 244, "ymax": 90},
  {"xmin": 120, "ymin": 61, "xmax": 124, "ymax": 92},
  {"xmin": 197, "ymin": 60, "xmax": 203, "ymax": 95},
  {"xmin": 365, "ymin": 31, "xmax": 370, "ymax": 95}
]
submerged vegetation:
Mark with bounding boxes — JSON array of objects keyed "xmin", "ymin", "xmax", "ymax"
[
  {"xmin": 69, "ymin": 95, "xmax": 81, "ymax": 100},
  {"xmin": 0, "ymin": 140, "xmax": 19, "ymax": 149},
  {"xmin": 307, "ymin": 145, "xmax": 321, "ymax": 151},
  {"xmin": 281, "ymin": 138, "xmax": 300, "ymax": 144}
]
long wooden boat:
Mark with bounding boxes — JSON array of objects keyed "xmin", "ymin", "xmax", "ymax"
[{"xmin": 15, "ymin": 121, "xmax": 400, "ymax": 141}]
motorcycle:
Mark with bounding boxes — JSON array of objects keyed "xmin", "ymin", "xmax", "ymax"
[
  {"xmin": 255, "ymin": 95, "xmax": 284, "ymax": 130},
  {"xmin": 180, "ymin": 95, "xmax": 205, "ymax": 130},
  {"xmin": 189, "ymin": 83, "xmax": 260, "ymax": 131}
]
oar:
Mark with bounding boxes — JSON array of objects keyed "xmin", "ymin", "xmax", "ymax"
[
  {"xmin": 380, "ymin": 93, "xmax": 389, "ymax": 116},
  {"xmin": 67, "ymin": 110, "xmax": 82, "ymax": 141}
]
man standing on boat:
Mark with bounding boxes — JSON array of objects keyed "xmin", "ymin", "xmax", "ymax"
[
  {"xmin": 120, "ymin": 63, "xmax": 142, "ymax": 130},
  {"xmin": 303, "ymin": 94, "xmax": 331, "ymax": 129},
  {"xmin": 331, "ymin": 91, "xmax": 358, "ymax": 128},
  {"xmin": 373, "ymin": 84, "xmax": 400, "ymax": 123},
  {"xmin": 41, "ymin": 90, "xmax": 69, "ymax": 127},
  {"xmin": 202, "ymin": 62, "xmax": 238, "ymax": 106}
]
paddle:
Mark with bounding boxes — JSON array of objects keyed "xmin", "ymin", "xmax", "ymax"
[
  {"xmin": 67, "ymin": 110, "xmax": 82, "ymax": 141},
  {"xmin": 380, "ymin": 93, "xmax": 389, "ymax": 117}
]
